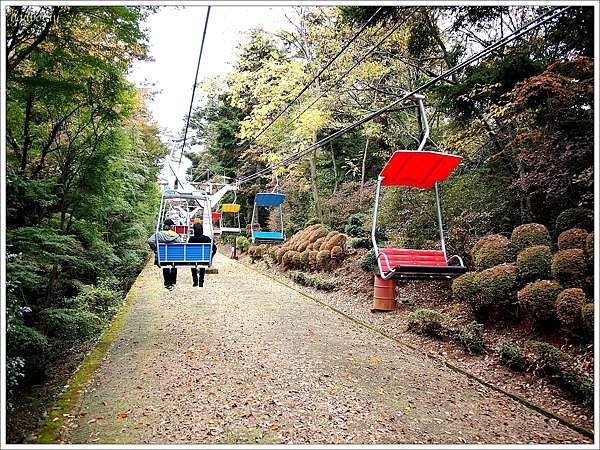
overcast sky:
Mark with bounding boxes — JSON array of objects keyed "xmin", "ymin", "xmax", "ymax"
[{"xmin": 126, "ymin": 5, "xmax": 295, "ymax": 186}]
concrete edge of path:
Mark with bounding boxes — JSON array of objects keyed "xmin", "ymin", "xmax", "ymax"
[
  {"xmin": 31, "ymin": 265, "xmax": 145, "ymax": 444},
  {"xmin": 238, "ymin": 259, "xmax": 595, "ymax": 441}
]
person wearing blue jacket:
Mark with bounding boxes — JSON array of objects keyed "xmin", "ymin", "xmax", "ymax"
[{"xmin": 147, "ymin": 218, "xmax": 179, "ymax": 290}]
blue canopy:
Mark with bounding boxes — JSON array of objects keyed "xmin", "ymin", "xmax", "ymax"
[{"xmin": 255, "ymin": 193, "xmax": 286, "ymax": 207}]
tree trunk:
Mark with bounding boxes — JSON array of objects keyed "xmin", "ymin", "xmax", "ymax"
[
  {"xmin": 309, "ymin": 131, "xmax": 321, "ymax": 221},
  {"xmin": 330, "ymin": 141, "xmax": 338, "ymax": 194},
  {"xmin": 360, "ymin": 137, "xmax": 370, "ymax": 189}
]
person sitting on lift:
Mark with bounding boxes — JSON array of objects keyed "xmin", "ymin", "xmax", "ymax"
[
  {"xmin": 147, "ymin": 218, "xmax": 179, "ymax": 290},
  {"xmin": 189, "ymin": 222, "xmax": 217, "ymax": 287}
]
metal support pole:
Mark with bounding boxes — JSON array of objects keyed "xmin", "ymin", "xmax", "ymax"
[{"xmin": 434, "ymin": 182, "xmax": 447, "ymax": 260}]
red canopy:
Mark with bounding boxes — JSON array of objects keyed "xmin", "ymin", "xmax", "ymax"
[{"xmin": 380, "ymin": 151, "xmax": 462, "ymax": 188}]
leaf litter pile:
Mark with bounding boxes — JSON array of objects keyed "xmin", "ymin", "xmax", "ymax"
[{"xmin": 60, "ymin": 254, "xmax": 590, "ymax": 444}]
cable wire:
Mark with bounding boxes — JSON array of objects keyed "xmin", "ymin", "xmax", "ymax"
[
  {"xmin": 237, "ymin": 7, "xmax": 383, "ymax": 153},
  {"xmin": 235, "ymin": 6, "xmax": 570, "ymax": 185},
  {"xmin": 174, "ymin": 5, "xmax": 211, "ymax": 189}
]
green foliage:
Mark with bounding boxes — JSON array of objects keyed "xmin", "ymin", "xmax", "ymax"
[
  {"xmin": 557, "ymin": 228, "xmax": 588, "ymax": 251},
  {"xmin": 496, "ymin": 342, "xmax": 527, "ymax": 372},
  {"xmin": 475, "ymin": 263, "xmax": 518, "ymax": 309},
  {"xmin": 585, "ymin": 232, "xmax": 593, "ymax": 262},
  {"xmin": 236, "ymin": 236, "xmax": 250, "ymax": 253},
  {"xmin": 407, "ymin": 309, "xmax": 446, "ymax": 336},
  {"xmin": 516, "ymin": 245, "xmax": 552, "ymax": 282},
  {"xmin": 555, "ymin": 288, "xmax": 586, "ymax": 334},
  {"xmin": 455, "ymin": 321, "xmax": 486, "ymax": 354},
  {"xmin": 555, "ymin": 208, "xmax": 593, "ymax": 233},
  {"xmin": 344, "ymin": 213, "xmax": 368, "ymax": 237},
  {"xmin": 75, "ymin": 286, "xmax": 123, "ymax": 321},
  {"xmin": 511, "ymin": 223, "xmax": 551, "ymax": 253},
  {"xmin": 350, "ymin": 237, "xmax": 371, "ymax": 249},
  {"xmin": 526, "ymin": 340, "xmax": 569, "ymax": 374},
  {"xmin": 551, "ymin": 249, "xmax": 587, "ymax": 287},
  {"xmin": 452, "ymin": 272, "xmax": 479, "ymax": 303},
  {"xmin": 472, "ymin": 234, "xmax": 514, "ymax": 271},
  {"xmin": 288, "ymin": 271, "xmax": 334, "ymax": 291},
  {"xmin": 39, "ymin": 308, "xmax": 103, "ymax": 351},
  {"xmin": 581, "ymin": 303, "xmax": 594, "ymax": 336},
  {"xmin": 7, "ymin": 323, "xmax": 49, "ymax": 357},
  {"xmin": 360, "ymin": 249, "xmax": 377, "ymax": 272},
  {"xmin": 517, "ymin": 280, "xmax": 562, "ymax": 325},
  {"xmin": 557, "ymin": 370, "xmax": 594, "ymax": 407}
]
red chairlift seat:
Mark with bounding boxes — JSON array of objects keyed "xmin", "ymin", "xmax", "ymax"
[{"xmin": 371, "ymin": 94, "xmax": 467, "ymax": 281}]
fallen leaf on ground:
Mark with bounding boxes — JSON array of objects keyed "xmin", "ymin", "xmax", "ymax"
[
  {"xmin": 271, "ymin": 423, "xmax": 280, "ymax": 430},
  {"xmin": 116, "ymin": 411, "xmax": 129, "ymax": 419}
]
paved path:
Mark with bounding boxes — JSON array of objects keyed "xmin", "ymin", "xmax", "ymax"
[{"xmin": 62, "ymin": 255, "xmax": 588, "ymax": 444}]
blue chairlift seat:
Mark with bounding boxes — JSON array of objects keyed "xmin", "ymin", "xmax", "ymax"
[
  {"xmin": 157, "ymin": 242, "xmax": 213, "ymax": 267},
  {"xmin": 251, "ymin": 230, "xmax": 285, "ymax": 243}
]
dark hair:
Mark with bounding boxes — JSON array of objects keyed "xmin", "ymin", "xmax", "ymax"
[
  {"xmin": 164, "ymin": 218, "xmax": 175, "ymax": 226},
  {"xmin": 193, "ymin": 222, "xmax": 204, "ymax": 235}
]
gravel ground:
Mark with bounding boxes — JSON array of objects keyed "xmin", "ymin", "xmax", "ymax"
[{"xmin": 61, "ymin": 254, "xmax": 591, "ymax": 444}]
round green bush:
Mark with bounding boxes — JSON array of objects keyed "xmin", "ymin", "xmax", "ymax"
[
  {"xmin": 551, "ymin": 249, "xmax": 587, "ymax": 287},
  {"xmin": 360, "ymin": 249, "xmax": 377, "ymax": 272},
  {"xmin": 452, "ymin": 272, "xmax": 480, "ymax": 302},
  {"xmin": 39, "ymin": 308, "xmax": 103, "ymax": 348},
  {"xmin": 557, "ymin": 228, "xmax": 588, "ymax": 251},
  {"xmin": 581, "ymin": 303, "xmax": 594, "ymax": 335},
  {"xmin": 511, "ymin": 223, "xmax": 551, "ymax": 253},
  {"xmin": 476, "ymin": 263, "xmax": 519, "ymax": 308},
  {"xmin": 516, "ymin": 245, "xmax": 551, "ymax": 282},
  {"xmin": 555, "ymin": 288, "xmax": 586, "ymax": 333},
  {"xmin": 555, "ymin": 208, "xmax": 593, "ymax": 233},
  {"xmin": 496, "ymin": 341, "xmax": 527, "ymax": 372},
  {"xmin": 470, "ymin": 234, "xmax": 508, "ymax": 259},
  {"xmin": 517, "ymin": 280, "xmax": 562, "ymax": 325},
  {"xmin": 473, "ymin": 235, "xmax": 514, "ymax": 271},
  {"xmin": 407, "ymin": 308, "xmax": 446, "ymax": 336},
  {"xmin": 585, "ymin": 232, "xmax": 593, "ymax": 263}
]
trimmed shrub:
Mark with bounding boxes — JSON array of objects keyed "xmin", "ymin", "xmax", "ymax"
[
  {"xmin": 407, "ymin": 309, "xmax": 446, "ymax": 336},
  {"xmin": 471, "ymin": 234, "xmax": 506, "ymax": 259},
  {"xmin": 558, "ymin": 228, "xmax": 588, "ymax": 251},
  {"xmin": 344, "ymin": 213, "xmax": 368, "ymax": 237},
  {"xmin": 331, "ymin": 245, "xmax": 344, "ymax": 259},
  {"xmin": 555, "ymin": 288, "xmax": 586, "ymax": 333},
  {"xmin": 585, "ymin": 232, "xmax": 593, "ymax": 263},
  {"xmin": 308, "ymin": 250, "xmax": 319, "ymax": 269},
  {"xmin": 299, "ymin": 251, "xmax": 310, "ymax": 268},
  {"xmin": 497, "ymin": 342, "xmax": 527, "ymax": 371},
  {"xmin": 316, "ymin": 250, "xmax": 331, "ymax": 270},
  {"xmin": 511, "ymin": 223, "xmax": 551, "ymax": 253},
  {"xmin": 360, "ymin": 249, "xmax": 377, "ymax": 272},
  {"xmin": 288, "ymin": 271, "xmax": 334, "ymax": 291},
  {"xmin": 350, "ymin": 237, "xmax": 371, "ymax": 249},
  {"xmin": 555, "ymin": 208, "xmax": 593, "ymax": 233},
  {"xmin": 236, "ymin": 236, "xmax": 250, "ymax": 253},
  {"xmin": 516, "ymin": 245, "xmax": 552, "ymax": 282},
  {"xmin": 476, "ymin": 263, "xmax": 519, "ymax": 308},
  {"xmin": 452, "ymin": 272, "xmax": 479, "ymax": 302},
  {"xmin": 526, "ymin": 340, "xmax": 569, "ymax": 374},
  {"xmin": 7, "ymin": 322, "xmax": 49, "ymax": 357},
  {"xmin": 518, "ymin": 280, "xmax": 562, "ymax": 325},
  {"xmin": 558, "ymin": 370, "xmax": 594, "ymax": 407},
  {"xmin": 455, "ymin": 321, "xmax": 486, "ymax": 354},
  {"xmin": 581, "ymin": 303, "xmax": 594, "ymax": 335},
  {"xmin": 472, "ymin": 235, "xmax": 514, "ymax": 271},
  {"xmin": 551, "ymin": 249, "xmax": 587, "ymax": 287}
]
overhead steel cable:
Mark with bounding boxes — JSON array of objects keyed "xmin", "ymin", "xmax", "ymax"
[
  {"xmin": 238, "ymin": 6, "xmax": 383, "ymax": 152},
  {"xmin": 235, "ymin": 6, "xmax": 570, "ymax": 185},
  {"xmin": 173, "ymin": 5, "xmax": 211, "ymax": 189},
  {"xmin": 264, "ymin": 7, "xmax": 419, "ymax": 147}
]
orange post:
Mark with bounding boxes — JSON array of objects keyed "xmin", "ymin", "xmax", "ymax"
[{"xmin": 372, "ymin": 275, "xmax": 396, "ymax": 311}]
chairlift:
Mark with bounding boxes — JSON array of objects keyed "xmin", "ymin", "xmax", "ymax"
[
  {"xmin": 154, "ymin": 189, "xmax": 215, "ymax": 269},
  {"xmin": 250, "ymin": 176, "xmax": 286, "ymax": 244},
  {"xmin": 371, "ymin": 94, "xmax": 467, "ymax": 280},
  {"xmin": 219, "ymin": 191, "xmax": 242, "ymax": 235}
]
